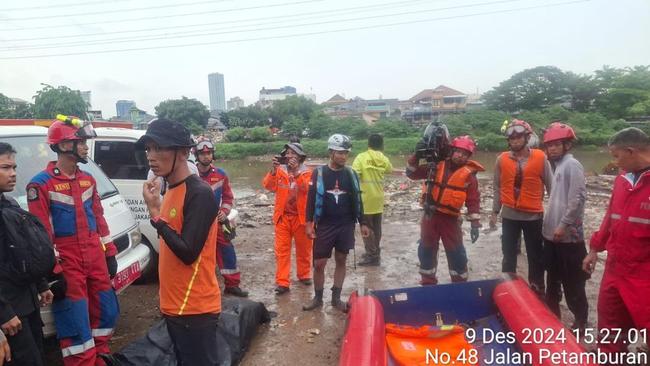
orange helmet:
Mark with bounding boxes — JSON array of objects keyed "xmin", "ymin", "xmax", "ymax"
[
  {"xmin": 543, "ymin": 121, "xmax": 577, "ymax": 143},
  {"xmin": 450, "ymin": 135, "xmax": 476, "ymax": 154}
]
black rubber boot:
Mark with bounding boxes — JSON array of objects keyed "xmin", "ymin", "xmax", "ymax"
[
  {"xmin": 302, "ymin": 289, "xmax": 324, "ymax": 311},
  {"xmin": 274, "ymin": 286, "xmax": 290, "ymax": 295},
  {"xmin": 225, "ymin": 286, "xmax": 249, "ymax": 297},
  {"xmin": 331, "ymin": 287, "xmax": 349, "ymax": 313},
  {"xmin": 357, "ymin": 256, "xmax": 380, "ymax": 266}
]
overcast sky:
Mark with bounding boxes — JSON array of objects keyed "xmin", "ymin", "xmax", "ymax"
[{"xmin": 1, "ymin": 0, "xmax": 648, "ymax": 117}]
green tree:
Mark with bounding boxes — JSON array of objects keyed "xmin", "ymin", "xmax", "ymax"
[
  {"xmin": 155, "ymin": 96, "xmax": 210, "ymax": 129},
  {"xmin": 483, "ymin": 66, "xmax": 569, "ymax": 112},
  {"xmin": 221, "ymin": 106, "xmax": 269, "ymax": 128},
  {"xmin": 281, "ymin": 116, "xmax": 305, "ymax": 137},
  {"xmin": 306, "ymin": 112, "xmax": 332, "ymax": 138},
  {"xmin": 33, "ymin": 84, "xmax": 88, "ymax": 119},
  {"xmin": 369, "ymin": 118, "xmax": 418, "ymax": 138},
  {"xmin": 270, "ymin": 96, "xmax": 320, "ymax": 127},
  {"xmin": 594, "ymin": 65, "xmax": 650, "ymax": 118},
  {"xmin": 564, "ymin": 72, "xmax": 599, "ymax": 112}
]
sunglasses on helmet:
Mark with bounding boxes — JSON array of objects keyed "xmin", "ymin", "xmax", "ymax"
[
  {"xmin": 505, "ymin": 125, "xmax": 527, "ymax": 137},
  {"xmin": 196, "ymin": 140, "xmax": 215, "ymax": 151},
  {"xmin": 75, "ymin": 121, "xmax": 97, "ymax": 139}
]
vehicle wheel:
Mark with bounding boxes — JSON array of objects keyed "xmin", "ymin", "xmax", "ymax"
[{"xmin": 135, "ymin": 238, "xmax": 158, "ymax": 284}]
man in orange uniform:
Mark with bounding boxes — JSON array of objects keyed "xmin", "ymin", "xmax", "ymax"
[
  {"xmin": 489, "ymin": 119, "xmax": 553, "ymax": 296},
  {"xmin": 139, "ymin": 119, "xmax": 221, "ymax": 365},
  {"xmin": 262, "ymin": 143, "xmax": 313, "ymax": 295}
]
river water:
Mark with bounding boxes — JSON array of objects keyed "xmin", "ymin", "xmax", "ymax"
[{"xmin": 217, "ymin": 149, "xmax": 612, "ymax": 198}]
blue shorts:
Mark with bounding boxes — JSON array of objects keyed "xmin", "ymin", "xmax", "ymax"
[{"xmin": 313, "ymin": 222, "xmax": 356, "ymax": 259}]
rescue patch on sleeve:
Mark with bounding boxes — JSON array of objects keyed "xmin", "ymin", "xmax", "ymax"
[{"xmin": 27, "ymin": 187, "xmax": 39, "ymax": 201}]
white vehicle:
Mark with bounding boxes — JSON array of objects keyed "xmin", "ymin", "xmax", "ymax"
[
  {"xmin": 88, "ymin": 127, "xmax": 238, "ymax": 281},
  {"xmin": 87, "ymin": 128, "xmax": 160, "ymax": 280},
  {"xmin": 0, "ymin": 126, "xmax": 150, "ymax": 336}
]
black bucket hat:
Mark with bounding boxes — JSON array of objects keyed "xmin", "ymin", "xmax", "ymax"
[
  {"xmin": 283, "ymin": 142, "xmax": 307, "ymax": 157},
  {"xmin": 136, "ymin": 118, "xmax": 194, "ymax": 150}
]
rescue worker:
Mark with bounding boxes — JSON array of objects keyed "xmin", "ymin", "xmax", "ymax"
[
  {"xmin": 489, "ymin": 119, "xmax": 553, "ymax": 296},
  {"xmin": 1, "ymin": 142, "xmax": 54, "ymax": 366},
  {"xmin": 27, "ymin": 117, "xmax": 119, "ymax": 366},
  {"xmin": 303, "ymin": 134, "xmax": 370, "ymax": 312},
  {"xmin": 406, "ymin": 135, "xmax": 483, "ymax": 284},
  {"xmin": 262, "ymin": 142, "xmax": 313, "ymax": 295},
  {"xmin": 139, "ymin": 119, "xmax": 222, "ymax": 365},
  {"xmin": 194, "ymin": 137, "xmax": 248, "ymax": 297},
  {"xmin": 583, "ymin": 127, "xmax": 650, "ymax": 355},
  {"xmin": 352, "ymin": 134, "xmax": 393, "ymax": 266},
  {"xmin": 541, "ymin": 122, "xmax": 588, "ymax": 330}
]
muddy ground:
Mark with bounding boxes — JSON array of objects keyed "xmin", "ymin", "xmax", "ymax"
[{"xmin": 45, "ymin": 174, "xmax": 617, "ymax": 365}]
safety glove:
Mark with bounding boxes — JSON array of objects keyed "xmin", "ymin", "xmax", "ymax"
[
  {"xmin": 106, "ymin": 256, "xmax": 118, "ymax": 279},
  {"xmin": 50, "ymin": 273, "xmax": 68, "ymax": 301},
  {"xmin": 470, "ymin": 227, "xmax": 480, "ymax": 243}
]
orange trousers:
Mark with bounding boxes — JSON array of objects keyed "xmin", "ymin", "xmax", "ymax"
[{"xmin": 274, "ymin": 215, "xmax": 312, "ymax": 287}]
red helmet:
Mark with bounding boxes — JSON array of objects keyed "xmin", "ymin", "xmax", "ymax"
[
  {"xmin": 47, "ymin": 118, "xmax": 96, "ymax": 145},
  {"xmin": 543, "ymin": 121, "xmax": 577, "ymax": 143},
  {"xmin": 193, "ymin": 136, "xmax": 215, "ymax": 156},
  {"xmin": 450, "ymin": 135, "xmax": 476, "ymax": 154},
  {"xmin": 504, "ymin": 119, "xmax": 533, "ymax": 137}
]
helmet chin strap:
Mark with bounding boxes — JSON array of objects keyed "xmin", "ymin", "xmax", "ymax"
[
  {"xmin": 56, "ymin": 141, "xmax": 88, "ymax": 164},
  {"xmin": 72, "ymin": 141, "xmax": 88, "ymax": 164},
  {"xmin": 162, "ymin": 150, "xmax": 178, "ymax": 179}
]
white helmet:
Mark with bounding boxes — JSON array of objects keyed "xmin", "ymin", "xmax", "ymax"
[{"xmin": 327, "ymin": 134, "xmax": 352, "ymax": 151}]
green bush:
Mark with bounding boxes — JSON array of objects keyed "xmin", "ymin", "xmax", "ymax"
[
  {"xmin": 249, "ymin": 126, "xmax": 272, "ymax": 142},
  {"xmin": 225, "ymin": 127, "xmax": 246, "ymax": 142}
]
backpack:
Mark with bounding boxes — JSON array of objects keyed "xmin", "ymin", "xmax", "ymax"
[{"xmin": 0, "ymin": 201, "xmax": 56, "ymax": 282}]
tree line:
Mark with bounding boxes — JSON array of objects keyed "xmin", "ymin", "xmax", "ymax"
[{"xmin": 2, "ymin": 64, "xmax": 648, "ymax": 148}]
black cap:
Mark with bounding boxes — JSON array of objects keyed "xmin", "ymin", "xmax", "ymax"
[{"xmin": 136, "ymin": 118, "xmax": 194, "ymax": 150}]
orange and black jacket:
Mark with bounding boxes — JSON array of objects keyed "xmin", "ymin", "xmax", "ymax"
[{"xmin": 150, "ymin": 174, "xmax": 221, "ymax": 316}]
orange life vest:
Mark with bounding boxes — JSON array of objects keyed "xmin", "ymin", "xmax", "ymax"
[
  {"xmin": 499, "ymin": 149, "xmax": 545, "ymax": 213},
  {"xmin": 385, "ymin": 324, "xmax": 478, "ymax": 366},
  {"xmin": 425, "ymin": 160, "xmax": 485, "ymax": 217}
]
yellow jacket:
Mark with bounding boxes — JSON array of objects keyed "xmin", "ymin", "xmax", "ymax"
[{"xmin": 352, "ymin": 149, "xmax": 393, "ymax": 214}]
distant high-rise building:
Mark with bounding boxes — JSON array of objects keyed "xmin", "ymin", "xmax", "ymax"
[
  {"xmin": 227, "ymin": 96, "xmax": 245, "ymax": 111},
  {"xmin": 208, "ymin": 73, "xmax": 226, "ymax": 112},
  {"xmin": 80, "ymin": 91, "xmax": 92, "ymax": 108},
  {"xmin": 116, "ymin": 100, "xmax": 135, "ymax": 118}
]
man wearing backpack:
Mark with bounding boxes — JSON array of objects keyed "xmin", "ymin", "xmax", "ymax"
[
  {"xmin": 303, "ymin": 134, "xmax": 370, "ymax": 312},
  {"xmin": 27, "ymin": 118, "xmax": 119, "ymax": 366},
  {"xmin": 1, "ymin": 142, "xmax": 54, "ymax": 366}
]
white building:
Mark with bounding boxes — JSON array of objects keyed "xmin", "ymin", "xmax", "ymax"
[{"xmin": 259, "ymin": 86, "xmax": 297, "ymax": 105}]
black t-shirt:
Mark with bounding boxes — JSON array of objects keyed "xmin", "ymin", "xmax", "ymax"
[{"xmin": 306, "ymin": 165, "xmax": 356, "ymax": 225}]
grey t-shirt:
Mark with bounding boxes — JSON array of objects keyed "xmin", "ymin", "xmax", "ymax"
[
  {"xmin": 492, "ymin": 149, "xmax": 553, "ymax": 221},
  {"xmin": 541, "ymin": 154, "xmax": 586, "ymax": 242}
]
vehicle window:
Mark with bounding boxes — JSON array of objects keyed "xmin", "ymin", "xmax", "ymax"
[
  {"xmin": 4, "ymin": 135, "xmax": 119, "ymax": 207},
  {"xmin": 94, "ymin": 140, "xmax": 149, "ymax": 180}
]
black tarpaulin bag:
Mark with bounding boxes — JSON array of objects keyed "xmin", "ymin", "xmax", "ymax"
[{"xmin": 105, "ymin": 297, "xmax": 271, "ymax": 366}]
